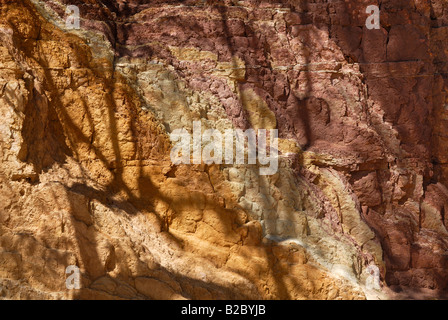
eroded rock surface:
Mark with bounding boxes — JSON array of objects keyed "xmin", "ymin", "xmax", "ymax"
[{"xmin": 0, "ymin": 0, "xmax": 447, "ymax": 299}]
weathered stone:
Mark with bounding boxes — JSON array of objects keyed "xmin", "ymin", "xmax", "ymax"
[{"xmin": 1, "ymin": 0, "xmax": 448, "ymax": 300}]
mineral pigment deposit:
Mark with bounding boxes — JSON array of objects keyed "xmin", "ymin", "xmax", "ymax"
[{"xmin": 0, "ymin": 0, "xmax": 448, "ymax": 300}]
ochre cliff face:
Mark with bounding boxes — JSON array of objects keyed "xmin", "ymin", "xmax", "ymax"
[{"xmin": 0, "ymin": 0, "xmax": 447, "ymax": 300}]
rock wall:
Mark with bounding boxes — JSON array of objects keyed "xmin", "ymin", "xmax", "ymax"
[{"xmin": 0, "ymin": 0, "xmax": 447, "ymax": 299}]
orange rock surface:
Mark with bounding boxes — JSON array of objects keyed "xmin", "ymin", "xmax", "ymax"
[{"xmin": 0, "ymin": 0, "xmax": 447, "ymax": 300}]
